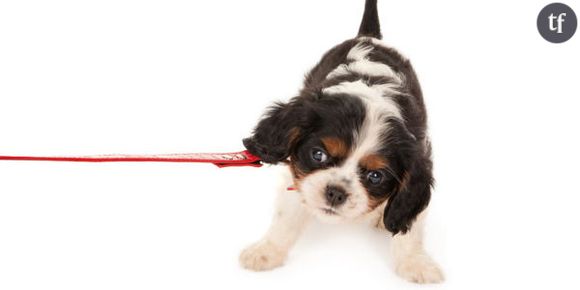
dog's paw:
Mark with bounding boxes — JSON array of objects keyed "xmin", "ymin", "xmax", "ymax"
[
  {"xmin": 239, "ymin": 240, "xmax": 287, "ymax": 271},
  {"xmin": 395, "ymin": 254, "xmax": 444, "ymax": 284}
]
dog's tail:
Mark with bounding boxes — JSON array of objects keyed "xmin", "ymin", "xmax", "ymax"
[{"xmin": 357, "ymin": 0, "xmax": 382, "ymax": 39}]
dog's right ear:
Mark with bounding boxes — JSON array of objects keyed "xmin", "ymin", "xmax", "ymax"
[{"xmin": 243, "ymin": 100, "xmax": 312, "ymax": 164}]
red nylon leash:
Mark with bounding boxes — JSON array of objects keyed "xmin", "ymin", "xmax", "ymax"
[
  {"xmin": 0, "ymin": 150, "xmax": 262, "ymax": 168},
  {"xmin": 0, "ymin": 150, "xmax": 301, "ymax": 190}
]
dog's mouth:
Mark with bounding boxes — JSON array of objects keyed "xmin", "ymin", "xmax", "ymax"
[{"xmin": 320, "ymin": 207, "xmax": 339, "ymax": 215}]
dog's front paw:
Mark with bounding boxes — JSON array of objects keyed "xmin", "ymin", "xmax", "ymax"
[
  {"xmin": 239, "ymin": 240, "xmax": 287, "ymax": 271},
  {"xmin": 395, "ymin": 253, "xmax": 444, "ymax": 284}
]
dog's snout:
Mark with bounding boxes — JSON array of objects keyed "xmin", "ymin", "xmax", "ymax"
[{"xmin": 325, "ymin": 186, "xmax": 348, "ymax": 206}]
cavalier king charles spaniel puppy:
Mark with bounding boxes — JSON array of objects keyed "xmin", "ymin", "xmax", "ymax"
[{"xmin": 240, "ymin": 0, "xmax": 443, "ymax": 283}]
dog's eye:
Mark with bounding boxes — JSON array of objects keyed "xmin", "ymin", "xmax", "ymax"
[
  {"xmin": 367, "ymin": 170, "xmax": 384, "ymax": 185},
  {"xmin": 311, "ymin": 148, "xmax": 328, "ymax": 163}
]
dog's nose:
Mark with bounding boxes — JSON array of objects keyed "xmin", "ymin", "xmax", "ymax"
[{"xmin": 325, "ymin": 186, "xmax": 348, "ymax": 206}]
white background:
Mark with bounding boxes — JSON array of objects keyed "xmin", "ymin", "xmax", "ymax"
[{"xmin": 1, "ymin": 0, "xmax": 579, "ymax": 289}]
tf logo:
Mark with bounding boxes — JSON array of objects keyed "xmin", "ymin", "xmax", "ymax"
[{"xmin": 537, "ymin": 3, "xmax": 577, "ymax": 43}]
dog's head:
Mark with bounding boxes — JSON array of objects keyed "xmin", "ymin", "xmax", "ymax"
[{"xmin": 244, "ymin": 84, "xmax": 432, "ymax": 235}]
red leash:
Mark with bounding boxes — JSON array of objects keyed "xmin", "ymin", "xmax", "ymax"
[
  {"xmin": 0, "ymin": 150, "xmax": 301, "ymax": 190},
  {"xmin": 0, "ymin": 150, "xmax": 262, "ymax": 168}
]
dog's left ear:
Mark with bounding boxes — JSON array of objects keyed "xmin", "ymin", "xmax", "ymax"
[
  {"xmin": 383, "ymin": 122, "xmax": 433, "ymax": 235},
  {"xmin": 243, "ymin": 100, "xmax": 311, "ymax": 164}
]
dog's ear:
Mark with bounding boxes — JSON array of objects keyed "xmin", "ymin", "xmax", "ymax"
[
  {"xmin": 243, "ymin": 100, "xmax": 312, "ymax": 164},
  {"xmin": 383, "ymin": 122, "xmax": 433, "ymax": 235}
]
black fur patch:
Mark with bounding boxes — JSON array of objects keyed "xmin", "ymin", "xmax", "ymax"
[
  {"xmin": 358, "ymin": 0, "xmax": 382, "ymax": 39},
  {"xmin": 244, "ymin": 92, "xmax": 366, "ymax": 167},
  {"xmin": 380, "ymin": 119, "xmax": 433, "ymax": 235},
  {"xmin": 291, "ymin": 94, "xmax": 366, "ymax": 174}
]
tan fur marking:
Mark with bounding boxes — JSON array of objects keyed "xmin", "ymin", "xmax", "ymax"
[
  {"xmin": 367, "ymin": 196, "xmax": 385, "ymax": 210},
  {"xmin": 398, "ymin": 171, "xmax": 411, "ymax": 192},
  {"xmin": 360, "ymin": 154, "xmax": 388, "ymax": 170},
  {"xmin": 288, "ymin": 127, "xmax": 301, "ymax": 145},
  {"xmin": 288, "ymin": 158, "xmax": 306, "ymax": 191},
  {"xmin": 321, "ymin": 137, "xmax": 348, "ymax": 158}
]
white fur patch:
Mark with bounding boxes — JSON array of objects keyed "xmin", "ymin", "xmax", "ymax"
[
  {"xmin": 342, "ymin": 81, "xmax": 396, "ymax": 176},
  {"xmin": 356, "ymin": 36, "xmax": 409, "ymax": 61},
  {"xmin": 326, "ymin": 60, "xmax": 401, "ymax": 81},
  {"xmin": 326, "ymin": 41, "xmax": 403, "ymax": 82},
  {"xmin": 299, "ymin": 166, "xmax": 370, "ymax": 222},
  {"xmin": 322, "ymin": 80, "xmax": 401, "ymax": 120},
  {"xmin": 346, "ymin": 42, "xmax": 373, "ymax": 61}
]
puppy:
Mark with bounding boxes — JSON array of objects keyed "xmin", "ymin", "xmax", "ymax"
[{"xmin": 240, "ymin": 0, "xmax": 443, "ymax": 283}]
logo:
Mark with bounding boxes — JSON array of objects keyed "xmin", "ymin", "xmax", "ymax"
[{"xmin": 537, "ymin": 3, "xmax": 577, "ymax": 43}]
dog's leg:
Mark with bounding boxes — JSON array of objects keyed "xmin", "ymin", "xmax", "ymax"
[
  {"xmin": 390, "ymin": 211, "xmax": 444, "ymax": 283},
  {"xmin": 239, "ymin": 177, "xmax": 311, "ymax": 271}
]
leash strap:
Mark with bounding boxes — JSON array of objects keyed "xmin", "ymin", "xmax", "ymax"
[{"xmin": 0, "ymin": 150, "xmax": 262, "ymax": 168}]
